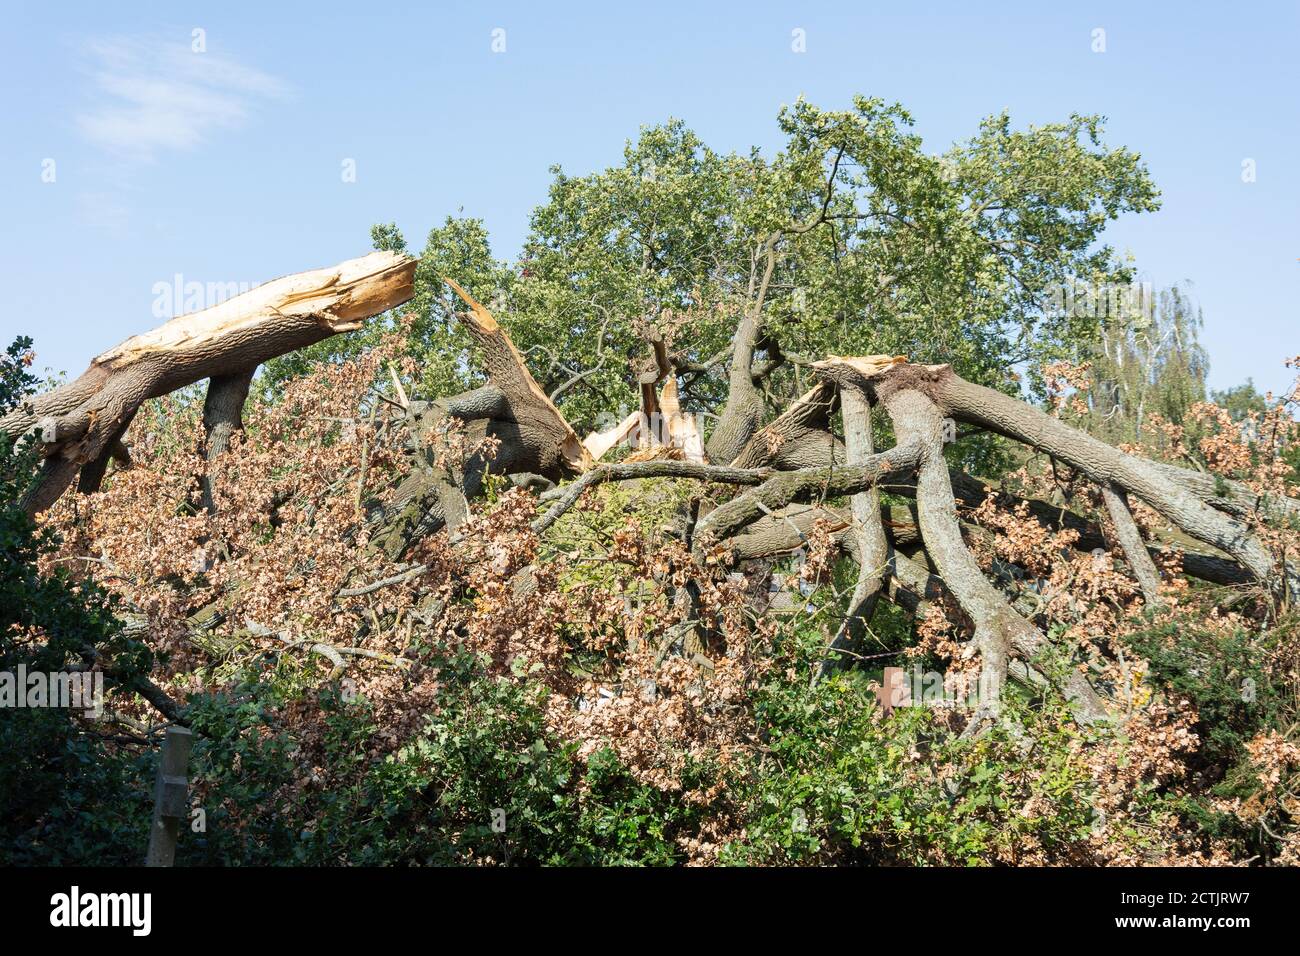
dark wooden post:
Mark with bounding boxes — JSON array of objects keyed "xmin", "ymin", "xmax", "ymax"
[{"xmin": 145, "ymin": 725, "xmax": 192, "ymax": 867}]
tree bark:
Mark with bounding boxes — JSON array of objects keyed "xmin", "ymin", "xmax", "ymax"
[
  {"xmin": 367, "ymin": 281, "xmax": 596, "ymax": 558},
  {"xmin": 730, "ymin": 380, "xmax": 842, "ymax": 469},
  {"xmin": 706, "ymin": 237, "xmax": 778, "ymax": 463},
  {"xmin": 880, "ymin": 388, "xmax": 1015, "ymax": 708},
  {"xmin": 76, "ymin": 416, "xmax": 134, "ymax": 495},
  {"xmin": 200, "ymin": 368, "xmax": 255, "ymax": 513},
  {"xmin": 913, "ymin": 366, "xmax": 1284, "ymax": 595},
  {"xmin": 1100, "ymin": 484, "xmax": 1163, "ymax": 605},
  {"xmin": 819, "ymin": 379, "xmax": 889, "ymax": 674},
  {"xmin": 444, "ymin": 279, "xmax": 591, "ymax": 476},
  {"xmin": 694, "ymin": 441, "xmax": 923, "ymax": 545}
]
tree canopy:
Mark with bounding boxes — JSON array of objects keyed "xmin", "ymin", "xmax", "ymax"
[{"xmin": 269, "ymin": 97, "xmax": 1160, "ymax": 432}]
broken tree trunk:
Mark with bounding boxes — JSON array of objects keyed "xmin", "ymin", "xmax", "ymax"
[
  {"xmin": 367, "ymin": 280, "xmax": 595, "ymax": 558},
  {"xmin": 730, "ymin": 380, "xmax": 843, "ymax": 470},
  {"xmin": 444, "ymin": 280, "xmax": 591, "ymax": 476},
  {"xmin": 729, "ymin": 358, "xmax": 1287, "ymax": 601},
  {"xmin": 582, "ymin": 373, "xmax": 706, "ymax": 464},
  {"xmin": 3, "ymin": 251, "xmax": 417, "ymax": 515},
  {"xmin": 759, "ymin": 356, "xmax": 1114, "ymax": 721}
]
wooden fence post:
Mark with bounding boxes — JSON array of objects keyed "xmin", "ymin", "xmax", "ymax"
[{"xmin": 145, "ymin": 725, "xmax": 192, "ymax": 867}]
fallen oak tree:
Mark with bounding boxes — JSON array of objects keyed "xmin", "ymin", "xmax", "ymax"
[{"xmin": 11, "ymin": 256, "xmax": 1299, "ymax": 734}]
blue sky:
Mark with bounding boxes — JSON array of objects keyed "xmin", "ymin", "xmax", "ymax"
[{"xmin": 2, "ymin": 1, "xmax": 1296, "ymax": 397}]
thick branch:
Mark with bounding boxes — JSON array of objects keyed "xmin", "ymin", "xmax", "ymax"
[
  {"xmin": 730, "ymin": 380, "xmax": 842, "ymax": 469},
  {"xmin": 881, "ymin": 388, "xmax": 1014, "ymax": 705},
  {"xmin": 822, "ymin": 383, "xmax": 889, "ymax": 672},
  {"xmin": 200, "ymin": 368, "xmax": 255, "ymax": 512},
  {"xmin": 695, "ymin": 441, "xmax": 924, "ymax": 544},
  {"xmin": 77, "ymin": 415, "xmax": 134, "ymax": 495},
  {"xmin": 1100, "ymin": 484, "xmax": 1163, "ymax": 605},
  {"xmin": 910, "ymin": 366, "xmax": 1285, "ymax": 595},
  {"xmin": 533, "ymin": 460, "xmax": 774, "ymax": 535},
  {"xmin": 5, "ymin": 252, "xmax": 416, "ymax": 514},
  {"xmin": 445, "ymin": 279, "xmax": 591, "ymax": 476},
  {"xmin": 1152, "ymin": 461, "xmax": 1300, "ymax": 523},
  {"xmin": 706, "ymin": 235, "xmax": 780, "ymax": 463}
]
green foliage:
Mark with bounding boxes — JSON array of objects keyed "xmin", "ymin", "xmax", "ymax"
[
  {"xmin": 722, "ymin": 620, "xmax": 1098, "ymax": 865},
  {"xmin": 180, "ymin": 648, "xmax": 703, "ymax": 866},
  {"xmin": 1212, "ymin": 379, "xmax": 1269, "ymax": 422},
  {"xmin": 1121, "ymin": 615, "xmax": 1297, "ymax": 857},
  {"xmin": 1123, "ymin": 618, "xmax": 1281, "ymax": 772},
  {"xmin": 1, "ymin": 336, "xmax": 38, "ymax": 409},
  {"xmin": 0, "ymin": 336, "xmax": 155, "ymax": 865},
  {"xmin": 509, "ymin": 99, "xmax": 1158, "ymax": 431},
  {"xmin": 0, "ymin": 713, "xmax": 154, "ymax": 865},
  {"xmin": 263, "ymin": 96, "xmax": 1159, "ymax": 430}
]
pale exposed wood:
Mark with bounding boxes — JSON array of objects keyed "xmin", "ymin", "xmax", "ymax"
[
  {"xmin": 100, "ymin": 252, "xmax": 413, "ymax": 370},
  {"xmin": 584, "ymin": 411, "xmax": 643, "ymax": 462},
  {"xmin": 583, "ymin": 377, "xmax": 705, "ymax": 464},
  {"xmin": 445, "ymin": 279, "xmax": 592, "ymax": 474},
  {"xmin": 812, "ymin": 353, "xmax": 910, "ymax": 380},
  {"xmin": 657, "ymin": 377, "xmax": 706, "ymax": 463}
]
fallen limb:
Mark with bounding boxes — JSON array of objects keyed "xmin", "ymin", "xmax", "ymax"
[
  {"xmin": 695, "ymin": 442, "xmax": 924, "ymax": 544},
  {"xmin": 3, "ymin": 251, "xmax": 417, "ymax": 515},
  {"xmin": 814, "ymin": 361, "xmax": 892, "ymax": 674},
  {"xmin": 903, "ymin": 364, "xmax": 1287, "ymax": 596},
  {"xmin": 1100, "ymin": 484, "xmax": 1163, "ymax": 605},
  {"xmin": 533, "ymin": 460, "xmax": 775, "ymax": 535},
  {"xmin": 366, "ymin": 282, "xmax": 596, "ymax": 557},
  {"xmin": 1152, "ymin": 461, "xmax": 1300, "ymax": 523}
]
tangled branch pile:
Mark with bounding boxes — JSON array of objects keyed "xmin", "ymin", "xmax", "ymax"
[{"xmin": 4, "ymin": 247, "xmax": 1299, "ymax": 866}]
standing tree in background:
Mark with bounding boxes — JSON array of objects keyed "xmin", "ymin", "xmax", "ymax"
[
  {"xmin": 268, "ymin": 98, "xmax": 1160, "ymax": 443},
  {"xmin": 1085, "ymin": 281, "xmax": 1210, "ymax": 445},
  {"xmin": 509, "ymin": 100, "xmax": 1161, "ymax": 441}
]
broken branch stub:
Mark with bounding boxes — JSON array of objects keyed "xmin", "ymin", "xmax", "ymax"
[{"xmin": 443, "ymin": 279, "xmax": 592, "ymax": 476}]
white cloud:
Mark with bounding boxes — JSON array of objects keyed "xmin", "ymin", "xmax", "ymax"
[{"xmin": 76, "ymin": 36, "xmax": 289, "ymax": 162}]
